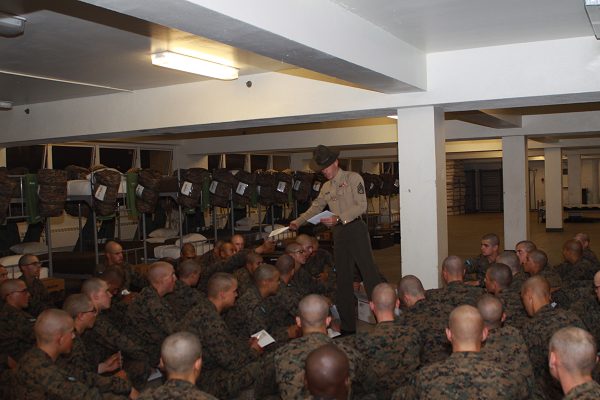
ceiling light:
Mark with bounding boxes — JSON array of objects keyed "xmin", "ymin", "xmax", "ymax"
[
  {"xmin": 0, "ymin": 12, "xmax": 25, "ymax": 38},
  {"xmin": 585, "ymin": 0, "xmax": 600, "ymax": 39},
  {"xmin": 151, "ymin": 51, "xmax": 239, "ymax": 80},
  {"xmin": 0, "ymin": 101, "xmax": 13, "ymax": 110},
  {"xmin": 387, "ymin": 115, "xmax": 398, "ymax": 120}
]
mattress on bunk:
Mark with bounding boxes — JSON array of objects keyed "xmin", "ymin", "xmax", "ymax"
[
  {"xmin": 67, "ymin": 178, "xmax": 127, "ymax": 196},
  {"xmin": 154, "ymin": 242, "xmax": 213, "ymax": 259}
]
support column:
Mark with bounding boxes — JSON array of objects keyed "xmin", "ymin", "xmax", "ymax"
[
  {"xmin": 502, "ymin": 136, "xmax": 530, "ymax": 249},
  {"xmin": 567, "ymin": 153, "xmax": 582, "ymax": 205},
  {"xmin": 544, "ymin": 148, "xmax": 563, "ymax": 231},
  {"xmin": 592, "ymin": 160, "xmax": 599, "ymax": 204},
  {"xmin": 397, "ymin": 106, "xmax": 447, "ymax": 289}
]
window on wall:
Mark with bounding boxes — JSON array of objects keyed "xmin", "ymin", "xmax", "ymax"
[
  {"xmin": 272, "ymin": 155, "xmax": 290, "ymax": 171},
  {"xmin": 52, "ymin": 146, "xmax": 93, "ymax": 170},
  {"xmin": 99, "ymin": 148, "xmax": 135, "ymax": 173},
  {"xmin": 226, "ymin": 154, "xmax": 246, "ymax": 170},
  {"xmin": 250, "ymin": 155, "xmax": 269, "ymax": 172},
  {"xmin": 6, "ymin": 145, "xmax": 46, "ymax": 172},
  {"xmin": 140, "ymin": 149, "xmax": 172, "ymax": 175}
]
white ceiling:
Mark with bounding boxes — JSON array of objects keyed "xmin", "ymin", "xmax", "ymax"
[
  {"xmin": 0, "ymin": 0, "xmax": 597, "ymax": 107},
  {"xmin": 330, "ymin": 0, "xmax": 593, "ymax": 52},
  {"xmin": 0, "ymin": 0, "xmax": 292, "ymax": 105}
]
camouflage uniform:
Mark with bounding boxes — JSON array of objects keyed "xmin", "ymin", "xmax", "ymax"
[
  {"xmin": 305, "ymin": 248, "xmax": 337, "ymax": 301},
  {"xmin": 274, "ymin": 332, "xmax": 364, "ymax": 400},
  {"xmin": 19, "ymin": 276, "xmax": 51, "ymax": 316},
  {"xmin": 13, "ymin": 346, "xmax": 126, "ymax": 400},
  {"xmin": 353, "ymin": 321, "xmax": 421, "ymax": 399},
  {"xmin": 395, "ymin": 299, "xmax": 453, "ymax": 365},
  {"xmin": 464, "ymin": 254, "xmax": 492, "ymax": 285},
  {"xmin": 554, "ymin": 258, "xmax": 597, "ymax": 284},
  {"xmin": 521, "ymin": 303, "xmax": 586, "ymax": 400},
  {"xmin": 104, "ymin": 295, "xmax": 130, "ymax": 331},
  {"xmin": 96, "ymin": 261, "xmax": 148, "ymax": 292},
  {"xmin": 126, "ymin": 286, "xmax": 178, "ymax": 366},
  {"xmin": 180, "ymin": 296, "xmax": 264, "ymax": 399},
  {"xmin": 571, "ymin": 296, "xmax": 600, "ymax": 349},
  {"xmin": 538, "ymin": 266, "xmax": 563, "ymax": 289},
  {"xmin": 290, "ymin": 266, "xmax": 319, "ymax": 297},
  {"xmin": 0, "ymin": 302, "xmax": 35, "ymax": 361},
  {"xmin": 232, "ymin": 267, "xmax": 253, "ymax": 296},
  {"xmin": 226, "ymin": 286, "xmax": 289, "ymax": 342},
  {"xmin": 266, "ymin": 280, "xmax": 302, "ymax": 327},
  {"xmin": 197, "ymin": 251, "xmax": 248, "ymax": 293},
  {"xmin": 582, "ymin": 248, "xmax": 599, "ymax": 266},
  {"xmin": 510, "ymin": 271, "xmax": 529, "ymax": 293},
  {"xmin": 426, "ymin": 281, "xmax": 484, "ymax": 307},
  {"xmin": 82, "ymin": 312, "xmax": 152, "ymax": 390},
  {"xmin": 395, "ymin": 351, "xmax": 529, "ymax": 400},
  {"xmin": 164, "ymin": 279, "xmax": 203, "ymax": 320},
  {"xmin": 563, "ymin": 380, "xmax": 600, "ymax": 399},
  {"xmin": 138, "ymin": 379, "xmax": 219, "ymax": 400},
  {"xmin": 480, "ymin": 325, "xmax": 535, "ymax": 398},
  {"xmin": 57, "ymin": 335, "xmax": 131, "ymax": 395},
  {"xmin": 497, "ymin": 287, "xmax": 529, "ymax": 330}
]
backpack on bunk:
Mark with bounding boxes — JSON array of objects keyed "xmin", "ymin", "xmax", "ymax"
[
  {"xmin": 135, "ymin": 169, "xmax": 162, "ymax": 213},
  {"xmin": 177, "ymin": 168, "xmax": 210, "ymax": 209},
  {"xmin": 209, "ymin": 168, "xmax": 236, "ymax": 208},
  {"xmin": 64, "ymin": 165, "xmax": 90, "ymax": 181},
  {"xmin": 230, "ymin": 169, "xmax": 256, "ymax": 207},
  {"xmin": 273, "ymin": 170, "xmax": 293, "ymax": 204},
  {"xmin": 92, "ymin": 168, "xmax": 122, "ymax": 217},
  {"xmin": 379, "ymin": 173, "xmax": 398, "ymax": 197},
  {"xmin": 37, "ymin": 169, "xmax": 68, "ymax": 217},
  {"xmin": 292, "ymin": 171, "xmax": 314, "ymax": 202},
  {"xmin": 361, "ymin": 172, "xmax": 381, "ymax": 198},
  {"xmin": 256, "ymin": 169, "xmax": 277, "ymax": 206},
  {"xmin": 310, "ymin": 173, "xmax": 326, "ymax": 200}
]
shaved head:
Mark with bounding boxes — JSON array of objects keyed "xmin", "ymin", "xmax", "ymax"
[
  {"xmin": 254, "ymin": 263, "xmax": 278, "ymax": 283},
  {"xmin": 219, "ymin": 243, "xmax": 235, "ymax": 259},
  {"xmin": 207, "ymin": 273, "xmax": 236, "ymax": 299},
  {"xmin": 298, "ymin": 294, "xmax": 330, "ymax": 329},
  {"xmin": 526, "ymin": 250, "xmax": 548, "ymax": 271},
  {"xmin": 161, "ymin": 331, "xmax": 202, "ymax": 375},
  {"xmin": 442, "ymin": 255, "xmax": 465, "ymax": 277},
  {"xmin": 486, "ymin": 263, "xmax": 513, "ymax": 290},
  {"xmin": 286, "ymin": 243, "xmax": 303, "ymax": 254},
  {"xmin": 305, "ymin": 344, "xmax": 349, "ymax": 399},
  {"xmin": 62, "ymin": 294, "xmax": 93, "ymax": 318},
  {"xmin": 448, "ymin": 305, "xmax": 485, "ymax": 345},
  {"xmin": 177, "ymin": 259, "xmax": 201, "ymax": 279},
  {"xmin": 482, "ymin": 233, "xmax": 500, "ymax": 247},
  {"xmin": 563, "ymin": 239, "xmax": 583, "ymax": 256},
  {"xmin": 275, "ymin": 254, "xmax": 295, "ymax": 276},
  {"xmin": 81, "ymin": 277, "xmax": 108, "ymax": 297},
  {"xmin": 0, "ymin": 279, "xmax": 25, "ymax": 299},
  {"xmin": 550, "ymin": 327, "xmax": 597, "ymax": 375},
  {"xmin": 231, "ymin": 234, "xmax": 245, "ymax": 251},
  {"xmin": 521, "ymin": 275, "xmax": 551, "ymax": 300},
  {"xmin": 148, "ymin": 261, "xmax": 174, "ymax": 284},
  {"xmin": 180, "ymin": 243, "xmax": 196, "ymax": 260},
  {"xmin": 496, "ymin": 251, "xmax": 521, "ymax": 274},
  {"xmin": 35, "ymin": 309, "xmax": 73, "ymax": 345},
  {"xmin": 18, "ymin": 253, "xmax": 39, "ymax": 268},
  {"xmin": 397, "ymin": 275, "xmax": 425, "ymax": 299},
  {"xmin": 477, "ymin": 294, "xmax": 503, "ymax": 328},
  {"xmin": 574, "ymin": 233, "xmax": 590, "ymax": 247},
  {"xmin": 372, "ymin": 283, "xmax": 398, "ymax": 312}
]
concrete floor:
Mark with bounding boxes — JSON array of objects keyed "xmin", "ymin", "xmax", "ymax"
[{"xmin": 372, "ymin": 211, "xmax": 600, "ymax": 284}]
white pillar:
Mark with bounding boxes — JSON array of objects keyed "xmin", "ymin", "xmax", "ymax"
[
  {"xmin": 592, "ymin": 159, "xmax": 599, "ymax": 204},
  {"xmin": 502, "ymin": 136, "xmax": 529, "ymax": 249},
  {"xmin": 397, "ymin": 106, "xmax": 447, "ymax": 289},
  {"xmin": 567, "ymin": 153, "xmax": 582, "ymax": 205},
  {"xmin": 544, "ymin": 148, "xmax": 563, "ymax": 231}
]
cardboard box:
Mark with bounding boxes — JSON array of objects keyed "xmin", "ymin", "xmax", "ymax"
[{"xmin": 42, "ymin": 277, "xmax": 65, "ymax": 293}]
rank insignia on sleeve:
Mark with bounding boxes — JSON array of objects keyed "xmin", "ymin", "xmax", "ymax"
[{"xmin": 357, "ymin": 182, "xmax": 365, "ymax": 194}]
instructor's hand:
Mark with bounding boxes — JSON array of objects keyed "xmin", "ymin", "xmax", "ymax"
[
  {"xmin": 320, "ymin": 216, "xmax": 339, "ymax": 227},
  {"xmin": 289, "ymin": 221, "xmax": 300, "ymax": 231}
]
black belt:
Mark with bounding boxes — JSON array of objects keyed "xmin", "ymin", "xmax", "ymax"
[{"xmin": 343, "ymin": 217, "xmax": 362, "ymax": 225}]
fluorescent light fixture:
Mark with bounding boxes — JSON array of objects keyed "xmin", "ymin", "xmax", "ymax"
[
  {"xmin": 387, "ymin": 115, "xmax": 398, "ymax": 119},
  {"xmin": 0, "ymin": 12, "xmax": 25, "ymax": 38},
  {"xmin": 151, "ymin": 51, "xmax": 239, "ymax": 80},
  {"xmin": 0, "ymin": 101, "xmax": 13, "ymax": 110},
  {"xmin": 585, "ymin": 0, "xmax": 600, "ymax": 39}
]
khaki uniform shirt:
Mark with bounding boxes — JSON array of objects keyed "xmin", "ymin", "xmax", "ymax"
[{"xmin": 294, "ymin": 169, "xmax": 367, "ymax": 226}]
